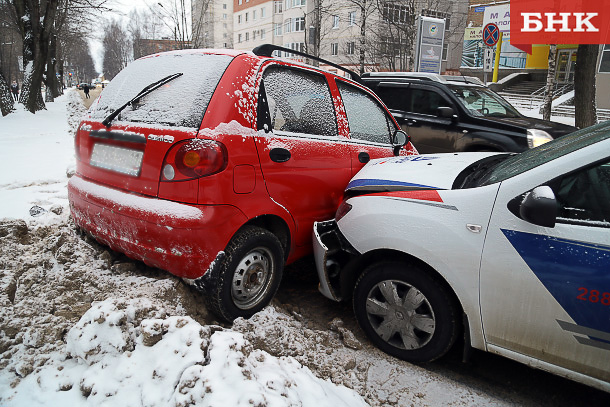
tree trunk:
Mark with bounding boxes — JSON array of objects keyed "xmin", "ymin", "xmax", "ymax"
[
  {"xmin": 12, "ymin": 0, "xmax": 59, "ymax": 113},
  {"xmin": 574, "ymin": 44, "xmax": 599, "ymax": 128},
  {"xmin": 0, "ymin": 72, "xmax": 15, "ymax": 116},
  {"xmin": 46, "ymin": 34, "xmax": 61, "ymax": 99},
  {"xmin": 358, "ymin": 0, "xmax": 367, "ymax": 74},
  {"xmin": 541, "ymin": 45, "xmax": 557, "ymax": 121}
]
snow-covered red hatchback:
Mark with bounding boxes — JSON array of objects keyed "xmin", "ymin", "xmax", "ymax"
[{"xmin": 68, "ymin": 46, "xmax": 414, "ymax": 321}]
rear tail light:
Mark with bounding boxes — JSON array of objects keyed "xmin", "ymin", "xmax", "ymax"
[
  {"xmin": 335, "ymin": 200, "xmax": 352, "ymax": 222},
  {"xmin": 161, "ymin": 139, "xmax": 227, "ymax": 182},
  {"xmin": 75, "ymin": 126, "xmax": 86, "ymax": 160}
]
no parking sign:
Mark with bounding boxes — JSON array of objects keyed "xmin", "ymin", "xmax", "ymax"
[{"xmin": 483, "ymin": 23, "xmax": 500, "ymax": 47}]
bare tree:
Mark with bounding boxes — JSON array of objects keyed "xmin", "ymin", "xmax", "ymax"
[
  {"xmin": 10, "ymin": 0, "xmax": 60, "ymax": 112},
  {"xmin": 574, "ymin": 44, "xmax": 599, "ymax": 128},
  {"xmin": 190, "ymin": 0, "xmax": 212, "ymax": 49},
  {"xmin": 371, "ymin": 0, "xmax": 416, "ymax": 71},
  {"xmin": 102, "ymin": 19, "xmax": 131, "ymax": 80},
  {"xmin": 6, "ymin": 0, "xmax": 108, "ymax": 113},
  {"xmin": 541, "ymin": 44, "xmax": 557, "ymax": 121},
  {"xmin": 152, "ymin": 0, "xmax": 192, "ymax": 49},
  {"xmin": 0, "ymin": 72, "xmax": 14, "ymax": 116},
  {"xmin": 128, "ymin": 9, "xmax": 165, "ymax": 59}
]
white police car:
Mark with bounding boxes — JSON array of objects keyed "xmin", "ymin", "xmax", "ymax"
[{"xmin": 313, "ymin": 121, "xmax": 610, "ymax": 392}]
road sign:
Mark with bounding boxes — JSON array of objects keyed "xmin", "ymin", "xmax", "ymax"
[
  {"xmin": 483, "ymin": 23, "xmax": 500, "ymax": 47},
  {"xmin": 484, "ymin": 48, "xmax": 494, "ymax": 73}
]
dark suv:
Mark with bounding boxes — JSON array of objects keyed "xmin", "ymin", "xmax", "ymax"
[{"xmin": 362, "ymin": 72, "xmax": 576, "ymax": 153}]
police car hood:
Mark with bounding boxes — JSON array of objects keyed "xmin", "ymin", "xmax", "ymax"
[{"xmin": 346, "ymin": 153, "xmax": 502, "ymax": 193}]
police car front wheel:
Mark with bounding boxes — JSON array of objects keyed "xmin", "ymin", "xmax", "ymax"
[{"xmin": 353, "ymin": 261, "xmax": 460, "ymax": 363}]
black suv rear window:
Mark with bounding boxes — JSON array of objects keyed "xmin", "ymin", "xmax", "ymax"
[{"xmin": 90, "ymin": 53, "xmax": 233, "ymax": 128}]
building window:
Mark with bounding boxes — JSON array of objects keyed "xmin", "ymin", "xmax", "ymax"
[
  {"xmin": 261, "ymin": 29, "xmax": 266, "ymax": 39},
  {"xmin": 245, "ymin": 12, "xmax": 249, "ymax": 22},
  {"xmin": 238, "ymin": 14, "xmax": 242, "ymax": 24},
  {"xmin": 378, "ymin": 35, "xmax": 407, "ymax": 57},
  {"xmin": 346, "ymin": 41, "xmax": 355, "ymax": 55},
  {"xmin": 283, "ymin": 42, "xmax": 305, "ymax": 58},
  {"xmin": 223, "ymin": 33, "xmax": 227, "ymax": 38},
  {"xmin": 332, "ymin": 15, "xmax": 339, "ymax": 29},
  {"xmin": 223, "ymin": 13, "xmax": 227, "ymax": 19},
  {"xmin": 274, "ymin": 23, "xmax": 283, "ymax": 36},
  {"xmin": 223, "ymin": 23, "xmax": 227, "ymax": 28},
  {"xmin": 261, "ymin": 7, "xmax": 266, "ymax": 18},
  {"xmin": 294, "ymin": 17, "xmax": 305, "ymax": 32},
  {"xmin": 245, "ymin": 32, "xmax": 249, "ymax": 41},
  {"xmin": 293, "ymin": 0, "xmax": 306, "ymax": 6},
  {"xmin": 223, "ymin": 3, "xmax": 227, "ymax": 9},
  {"xmin": 274, "ymin": 1, "xmax": 283, "ymax": 14},
  {"xmin": 348, "ymin": 11, "xmax": 356, "ymax": 26},
  {"xmin": 382, "ymin": 2, "xmax": 413, "ymax": 24},
  {"xmin": 331, "ymin": 42, "xmax": 338, "ymax": 55},
  {"xmin": 238, "ymin": 33, "xmax": 242, "ymax": 43},
  {"xmin": 284, "ymin": 19, "xmax": 292, "ymax": 33},
  {"xmin": 442, "ymin": 43, "xmax": 448, "ymax": 61},
  {"xmin": 253, "ymin": 10, "xmax": 257, "ymax": 20},
  {"xmin": 238, "ymin": 0, "xmax": 242, "ymax": 4}
]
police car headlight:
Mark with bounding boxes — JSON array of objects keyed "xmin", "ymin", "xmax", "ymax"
[{"xmin": 527, "ymin": 129, "xmax": 553, "ymax": 148}]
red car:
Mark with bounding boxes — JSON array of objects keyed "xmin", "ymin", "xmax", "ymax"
[{"xmin": 68, "ymin": 45, "xmax": 416, "ymax": 321}]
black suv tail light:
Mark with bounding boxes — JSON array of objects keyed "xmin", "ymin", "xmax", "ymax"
[{"xmin": 161, "ymin": 139, "xmax": 227, "ymax": 182}]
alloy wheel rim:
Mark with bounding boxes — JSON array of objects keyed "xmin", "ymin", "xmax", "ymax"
[
  {"xmin": 231, "ymin": 247, "xmax": 274, "ymax": 310},
  {"xmin": 365, "ymin": 279, "xmax": 436, "ymax": 350}
]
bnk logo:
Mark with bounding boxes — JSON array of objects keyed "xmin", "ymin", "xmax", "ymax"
[
  {"xmin": 521, "ymin": 12, "xmax": 598, "ymax": 32},
  {"xmin": 511, "ymin": 0, "xmax": 610, "ymax": 53}
]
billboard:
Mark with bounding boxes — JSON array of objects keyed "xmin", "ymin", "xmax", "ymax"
[{"xmin": 414, "ymin": 16, "xmax": 446, "ymax": 74}]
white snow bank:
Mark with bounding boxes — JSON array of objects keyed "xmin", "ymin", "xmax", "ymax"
[
  {"xmin": 0, "ymin": 92, "xmax": 78, "ymax": 220},
  {"xmin": 2, "ymin": 298, "xmax": 368, "ymax": 407}
]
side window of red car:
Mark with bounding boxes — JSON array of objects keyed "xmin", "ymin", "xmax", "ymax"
[
  {"xmin": 258, "ymin": 66, "xmax": 338, "ymax": 138},
  {"xmin": 337, "ymin": 81, "xmax": 394, "ymax": 145}
]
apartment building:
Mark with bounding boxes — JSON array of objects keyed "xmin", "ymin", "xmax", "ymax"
[
  {"xmin": 193, "ymin": 0, "xmax": 467, "ymax": 73},
  {"xmin": 192, "ymin": 0, "xmax": 234, "ymax": 48}
]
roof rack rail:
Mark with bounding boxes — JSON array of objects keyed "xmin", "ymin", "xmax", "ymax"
[{"xmin": 252, "ymin": 44, "xmax": 363, "ymax": 84}]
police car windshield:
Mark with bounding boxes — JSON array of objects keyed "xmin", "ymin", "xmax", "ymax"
[
  {"xmin": 479, "ymin": 121, "xmax": 610, "ymax": 185},
  {"xmin": 448, "ymin": 84, "xmax": 521, "ymax": 118}
]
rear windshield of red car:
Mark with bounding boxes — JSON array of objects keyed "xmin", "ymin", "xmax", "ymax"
[{"xmin": 89, "ymin": 53, "xmax": 233, "ymax": 128}]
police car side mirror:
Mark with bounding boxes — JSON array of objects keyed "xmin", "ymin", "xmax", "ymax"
[{"xmin": 517, "ymin": 186, "xmax": 557, "ymax": 228}]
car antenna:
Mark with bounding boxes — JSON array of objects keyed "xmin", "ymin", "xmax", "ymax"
[{"xmin": 252, "ymin": 44, "xmax": 363, "ymax": 84}]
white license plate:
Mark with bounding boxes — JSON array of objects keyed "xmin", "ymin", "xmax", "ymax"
[{"xmin": 90, "ymin": 144, "xmax": 144, "ymax": 176}]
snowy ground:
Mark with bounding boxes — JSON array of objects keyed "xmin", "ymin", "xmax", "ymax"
[{"xmin": 0, "ymin": 92, "xmax": 605, "ymax": 406}]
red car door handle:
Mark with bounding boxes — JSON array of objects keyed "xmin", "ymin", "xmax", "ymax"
[{"xmin": 270, "ymin": 148, "xmax": 291, "ymax": 163}]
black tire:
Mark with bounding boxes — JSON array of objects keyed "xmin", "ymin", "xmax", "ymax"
[
  {"xmin": 205, "ymin": 226, "xmax": 284, "ymax": 322},
  {"xmin": 353, "ymin": 261, "xmax": 459, "ymax": 363}
]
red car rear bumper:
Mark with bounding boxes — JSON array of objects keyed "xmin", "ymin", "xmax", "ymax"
[{"xmin": 68, "ymin": 175, "xmax": 247, "ymax": 279}]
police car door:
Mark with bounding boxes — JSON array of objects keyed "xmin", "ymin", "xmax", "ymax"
[{"xmin": 479, "ymin": 147, "xmax": 610, "ymax": 385}]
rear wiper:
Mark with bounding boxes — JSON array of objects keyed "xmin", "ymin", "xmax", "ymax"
[{"xmin": 102, "ymin": 72, "xmax": 183, "ymax": 127}]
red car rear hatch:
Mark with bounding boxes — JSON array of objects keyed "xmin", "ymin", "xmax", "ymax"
[{"xmin": 75, "ymin": 51, "xmax": 235, "ymax": 199}]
